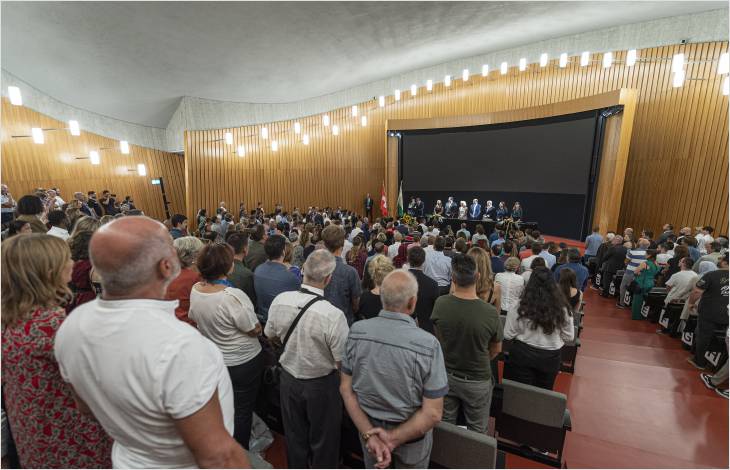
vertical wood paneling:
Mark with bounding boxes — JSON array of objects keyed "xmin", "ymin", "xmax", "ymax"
[
  {"xmin": 63, "ymin": 40, "xmax": 725, "ymax": 236},
  {"xmin": 1, "ymin": 99, "xmax": 185, "ymax": 221}
]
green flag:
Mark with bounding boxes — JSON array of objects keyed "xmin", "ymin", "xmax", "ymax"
[{"xmin": 397, "ymin": 181, "xmax": 404, "ymax": 217}]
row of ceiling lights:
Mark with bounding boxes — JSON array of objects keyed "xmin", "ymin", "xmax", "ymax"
[
  {"xmin": 219, "ymin": 49, "xmax": 730, "ymax": 156},
  {"xmin": 7, "ymin": 87, "xmax": 144, "ymax": 173},
  {"xmin": 9, "ymin": 48, "xmax": 729, "ymax": 159}
]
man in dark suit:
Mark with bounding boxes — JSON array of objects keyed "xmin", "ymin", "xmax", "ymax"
[
  {"xmin": 87, "ymin": 191, "xmax": 103, "ymax": 218},
  {"xmin": 484, "ymin": 200, "xmax": 496, "ymax": 220},
  {"xmin": 469, "ymin": 198, "xmax": 482, "ymax": 220},
  {"xmin": 364, "ymin": 193, "xmax": 373, "ymax": 219},
  {"xmin": 444, "ymin": 196, "xmax": 457, "ymax": 218},
  {"xmin": 407, "ymin": 245, "xmax": 440, "ymax": 334},
  {"xmin": 415, "ymin": 197, "xmax": 425, "ymax": 218}
]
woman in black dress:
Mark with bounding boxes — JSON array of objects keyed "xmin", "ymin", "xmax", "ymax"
[{"xmin": 355, "ymin": 255, "xmax": 395, "ymax": 321}]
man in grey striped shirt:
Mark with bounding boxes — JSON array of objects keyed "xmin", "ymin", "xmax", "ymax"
[{"xmin": 619, "ymin": 238, "xmax": 650, "ymax": 307}]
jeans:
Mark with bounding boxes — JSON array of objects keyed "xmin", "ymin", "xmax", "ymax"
[
  {"xmin": 227, "ymin": 351, "xmax": 264, "ymax": 449},
  {"xmin": 503, "ymin": 340, "xmax": 562, "ymax": 390}
]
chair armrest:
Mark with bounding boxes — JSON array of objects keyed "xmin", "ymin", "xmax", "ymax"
[{"xmin": 563, "ymin": 409, "xmax": 572, "ymax": 431}]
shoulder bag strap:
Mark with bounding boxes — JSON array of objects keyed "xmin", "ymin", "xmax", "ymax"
[{"xmin": 281, "ymin": 289, "xmax": 324, "ymax": 351}]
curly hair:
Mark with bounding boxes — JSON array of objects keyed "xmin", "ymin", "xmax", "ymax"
[{"xmin": 517, "ymin": 267, "xmax": 571, "ymax": 335}]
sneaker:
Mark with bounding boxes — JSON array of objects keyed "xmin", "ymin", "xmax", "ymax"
[
  {"xmin": 715, "ymin": 388, "xmax": 729, "ymax": 399},
  {"xmin": 700, "ymin": 373, "xmax": 716, "ymax": 390},
  {"xmin": 687, "ymin": 357, "xmax": 706, "ymax": 370}
]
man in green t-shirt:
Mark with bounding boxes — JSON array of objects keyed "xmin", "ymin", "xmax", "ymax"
[
  {"xmin": 431, "ymin": 253, "xmax": 503, "ymax": 433},
  {"xmin": 226, "ymin": 231, "xmax": 257, "ymax": 307}
]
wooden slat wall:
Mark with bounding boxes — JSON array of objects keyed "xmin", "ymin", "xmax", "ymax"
[
  {"xmin": 1, "ymin": 99, "xmax": 185, "ymax": 221},
  {"xmin": 187, "ymin": 41, "xmax": 728, "ymax": 234}
]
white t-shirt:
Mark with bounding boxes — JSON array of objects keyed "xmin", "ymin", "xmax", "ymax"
[
  {"xmin": 46, "ymin": 226, "xmax": 70, "ymax": 241},
  {"xmin": 504, "ymin": 306, "xmax": 575, "ymax": 350},
  {"xmin": 656, "ymin": 253, "xmax": 673, "ymax": 267},
  {"xmin": 495, "ymin": 272, "xmax": 525, "ymax": 312},
  {"xmin": 387, "ymin": 241, "xmax": 401, "ymax": 259},
  {"xmin": 342, "ymin": 239, "xmax": 353, "ymax": 260},
  {"xmin": 521, "ymin": 255, "xmax": 540, "ymax": 272},
  {"xmin": 665, "ymin": 270, "xmax": 699, "ymax": 305},
  {"xmin": 55, "ymin": 298, "xmax": 234, "ymax": 469},
  {"xmin": 189, "ymin": 286, "xmax": 262, "ymax": 366}
]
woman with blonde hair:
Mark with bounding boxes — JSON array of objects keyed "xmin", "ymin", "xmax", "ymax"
[
  {"xmin": 495, "ymin": 256, "xmax": 526, "ymax": 314},
  {"xmin": 165, "ymin": 236, "xmax": 204, "ymax": 326},
  {"xmin": 467, "ymin": 246, "xmax": 502, "ymax": 310},
  {"xmin": 2, "ymin": 235, "xmax": 112, "ymax": 468},
  {"xmin": 283, "ymin": 238, "xmax": 303, "ymax": 280},
  {"xmin": 70, "ymin": 215, "xmax": 101, "ymax": 236},
  {"xmin": 355, "ymin": 254, "xmax": 395, "ymax": 320}
]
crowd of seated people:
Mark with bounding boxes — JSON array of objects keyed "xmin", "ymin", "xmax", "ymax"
[
  {"xmin": 588, "ymin": 223, "xmax": 729, "ymax": 398},
  {"xmin": 1, "ymin": 190, "xmax": 728, "ymax": 469}
]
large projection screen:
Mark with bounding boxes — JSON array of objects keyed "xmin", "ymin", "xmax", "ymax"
[{"xmin": 400, "ymin": 111, "xmax": 600, "ymax": 239}]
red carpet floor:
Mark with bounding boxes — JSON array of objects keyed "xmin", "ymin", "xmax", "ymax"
[{"xmin": 264, "ymin": 237, "xmax": 729, "ymax": 468}]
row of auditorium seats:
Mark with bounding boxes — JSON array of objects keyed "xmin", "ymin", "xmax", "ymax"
[{"xmin": 590, "ymin": 270, "xmax": 728, "ymax": 372}]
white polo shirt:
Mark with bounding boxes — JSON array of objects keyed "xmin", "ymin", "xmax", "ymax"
[{"xmin": 55, "ymin": 298, "xmax": 234, "ymax": 469}]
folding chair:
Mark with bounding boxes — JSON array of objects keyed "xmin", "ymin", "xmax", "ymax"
[
  {"xmin": 493, "ymin": 380, "xmax": 571, "ymax": 468},
  {"xmin": 609, "ymin": 271, "xmax": 624, "ymax": 298},
  {"xmin": 641, "ymin": 288, "xmax": 667, "ymax": 322},
  {"xmin": 681, "ymin": 316, "xmax": 698, "ymax": 350},
  {"xmin": 430, "ymin": 421, "xmax": 503, "ymax": 469},
  {"xmin": 704, "ymin": 330, "xmax": 729, "ymax": 372},
  {"xmin": 658, "ymin": 303, "xmax": 684, "ymax": 336}
]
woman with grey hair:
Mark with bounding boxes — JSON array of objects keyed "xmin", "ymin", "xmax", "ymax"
[
  {"xmin": 164, "ymin": 236, "xmax": 204, "ymax": 326},
  {"xmin": 495, "ymin": 257, "xmax": 525, "ymax": 314}
]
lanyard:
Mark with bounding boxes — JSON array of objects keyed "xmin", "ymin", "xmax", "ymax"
[{"xmin": 209, "ymin": 279, "xmax": 233, "ymax": 287}]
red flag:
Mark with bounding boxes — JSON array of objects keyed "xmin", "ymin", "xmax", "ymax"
[{"xmin": 380, "ymin": 182, "xmax": 388, "ymax": 217}]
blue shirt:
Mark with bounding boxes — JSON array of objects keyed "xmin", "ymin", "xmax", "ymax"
[
  {"xmin": 254, "ymin": 261, "xmax": 301, "ymax": 322},
  {"xmin": 170, "ymin": 228, "xmax": 184, "ymax": 240},
  {"xmin": 491, "ymin": 256, "xmax": 505, "ymax": 274},
  {"xmin": 324, "ymin": 257, "xmax": 362, "ymax": 325},
  {"xmin": 539, "ymin": 250, "xmax": 557, "ymax": 268},
  {"xmin": 554, "ymin": 262, "xmax": 590, "ymax": 291},
  {"xmin": 491, "ymin": 238, "xmax": 505, "ymax": 248},
  {"xmin": 584, "ymin": 232, "xmax": 604, "ymax": 256}
]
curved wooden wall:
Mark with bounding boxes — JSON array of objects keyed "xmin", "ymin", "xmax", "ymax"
[
  {"xmin": 186, "ymin": 41, "xmax": 728, "ymax": 235},
  {"xmin": 1, "ymin": 99, "xmax": 185, "ymax": 221}
]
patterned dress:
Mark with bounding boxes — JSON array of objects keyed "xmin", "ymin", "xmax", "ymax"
[{"xmin": 2, "ymin": 307, "xmax": 112, "ymax": 468}]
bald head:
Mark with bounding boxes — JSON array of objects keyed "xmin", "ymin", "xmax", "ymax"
[
  {"xmin": 380, "ymin": 269, "xmax": 418, "ymax": 314},
  {"xmin": 90, "ymin": 216, "xmax": 180, "ymax": 298}
]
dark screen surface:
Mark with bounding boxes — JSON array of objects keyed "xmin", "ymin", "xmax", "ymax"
[{"xmin": 400, "ymin": 111, "xmax": 600, "ymax": 239}]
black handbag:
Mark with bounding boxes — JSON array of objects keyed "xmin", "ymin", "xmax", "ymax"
[
  {"xmin": 628, "ymin": 279, "xmax": 643, "ymax": 295},
  {"xmin": 263, "ymin": 290, "xmax": 324, "ymax": 387}
]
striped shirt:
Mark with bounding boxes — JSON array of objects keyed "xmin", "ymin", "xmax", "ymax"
[{"xmin": 625, "ymin": 249, "xmax": 647, "ymax": 273}]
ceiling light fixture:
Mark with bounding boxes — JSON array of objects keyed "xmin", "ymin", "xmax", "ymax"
[
  {"xmin": 8, "ymin": 86, "xmax": 22, "ymax": 106},
  {"xmin": 137, "ymin": 163, "xmax": 147, "ymax": 176},
  {"xmin": 352, "ymin": 105, "xmax": 358, "ymax": 117},
  {"xmin": 444, "ymin": 75, "xmax": 451, "ymax": 87},
  {"xmin": 323, "ymin": 114, "xmax": 330, "ymax": 126},
  {"xmin": 361, "ymin": 115, "xmax": 367, "ymax": 127},
  {"xmin": 482, "ymin": 64, "xmax": 489, "ymax": 76},
  {"xmin": 271, "ymin": 140, "xmax": 278, "ymax": 151},
  {"xmin": 462, "ymin": 69, "xmax": 469, "ymax": 81},
  {"xmin": 302, "ymin": 134, "xmax": 310, "ymax": 145},
  {"xmin": 294, "ymin": 122, "xmax": 301, "ymax": 134},
  {"xmin": 224, "ymin": 132, "xmax": 233, "ymax": 145},
  {"xmin": 626, "ymin": 49, "xmax": 637, "ymax": 67},
  {"xmin": 410, "ymin": 84, "xmax": 417, "ymax": 96},
  {"xmin": 332, "ymin": 125, "xmax": 339, "ymax": 136},
  {"xmin": 89, "ymin": 150, "xmax": 100, "ymax": 165},
  {"xmin": 426, "ymin": 79, "xmax": 433, "ymax": 91},
  {"xmin": 540, "ymin": 53, "xmax": 548, "ymax": 67},
  {"xmin": 559, "ymin": 53, "xmax": 568, "ymax": 68},
  {"xmin": 120, "ymin": 140, "xmax": 130, "ymax": 154},
  {"xmin": 378, "ymin": 96, "xmax": 385, "ymax": 107},
  {"xmin": 580, "ymin": 51, "xmax": 590, "ymax": 67},
  {"xmin": 394, "ymin": 89, "xmax": 401, "ymax": 101},
  {"xmin": 261, "ymin": 127, "xmax": 268, "ymax": 139},
  {"xmin": 519, "ymin": 58, "xmax": 527, "ymax": 71},
  {"xmin": 671, "ymin": 53, "xmax": 685, "ymax": 73},
  {"xmin": 723, "ymin": 76, "xmax": 729, "ymax": 95},
  {"xmin": 603, "ymin": 51, "xmax": 613, "ymax": 68},
  {"xmin": 237, "ymin": 145, "xmax": 245, "ymax": 157},
  {"xmin": 31, "ymin": 127, "xmax": 44, "ymax": 144},
  {"xmin": 718, "ymin": 52, "xmax": 729, "ymax": 74},
  {"xmin": 500, "ymin": 62, "xmax": 508, "ymax": 75},
  {"xmin": 69, "ymin": 120, "xmax": 80, "ymax": 136}
]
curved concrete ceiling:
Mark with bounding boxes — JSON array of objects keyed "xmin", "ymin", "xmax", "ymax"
[{"xmin": 1, "ymin": 1, "xmax": 725, "ymax": 129}]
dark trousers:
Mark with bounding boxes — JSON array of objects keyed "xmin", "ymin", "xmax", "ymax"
[
  {"xmin": 503, "ymin": 340, "xmax": 562, "ymax": 390},
  {"xmin": 227, "ymin": 351, "xmax": 264, "ymax": 450},
  {"xmin": 695, "ymin": 317, "xmax": 728, "ymax": 368},
  {"xmin": 280, "ymin": 369, "xmax": 342, "ymax": 468}
]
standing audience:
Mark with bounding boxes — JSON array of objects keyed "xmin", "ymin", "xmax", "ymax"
[
  {"xmin": 253, "ymin": 234, "xmax": 302, "ymax": 323},
  {"xmin": 356, "ymin": 255, "xmax": 395, "ymax": 321},
  {"xmin": 322, "ymin": 224, "xmax": 362, "ymax": 325},
  {"xmin": 165, "ymin": 236, "xmax": 204, "ymax": 326},
  {"xmin": 495, "ymin": 257, "xmax": 525, "ymax": 314}
]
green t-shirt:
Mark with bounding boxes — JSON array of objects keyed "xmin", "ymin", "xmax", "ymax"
[
  {"xmin": 228, "ymin": 259, "xmax": 256, "ymax": 306},
  {"xmin": 430, "ymin": 294, "xmax": 503, "ymax": 381}
]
